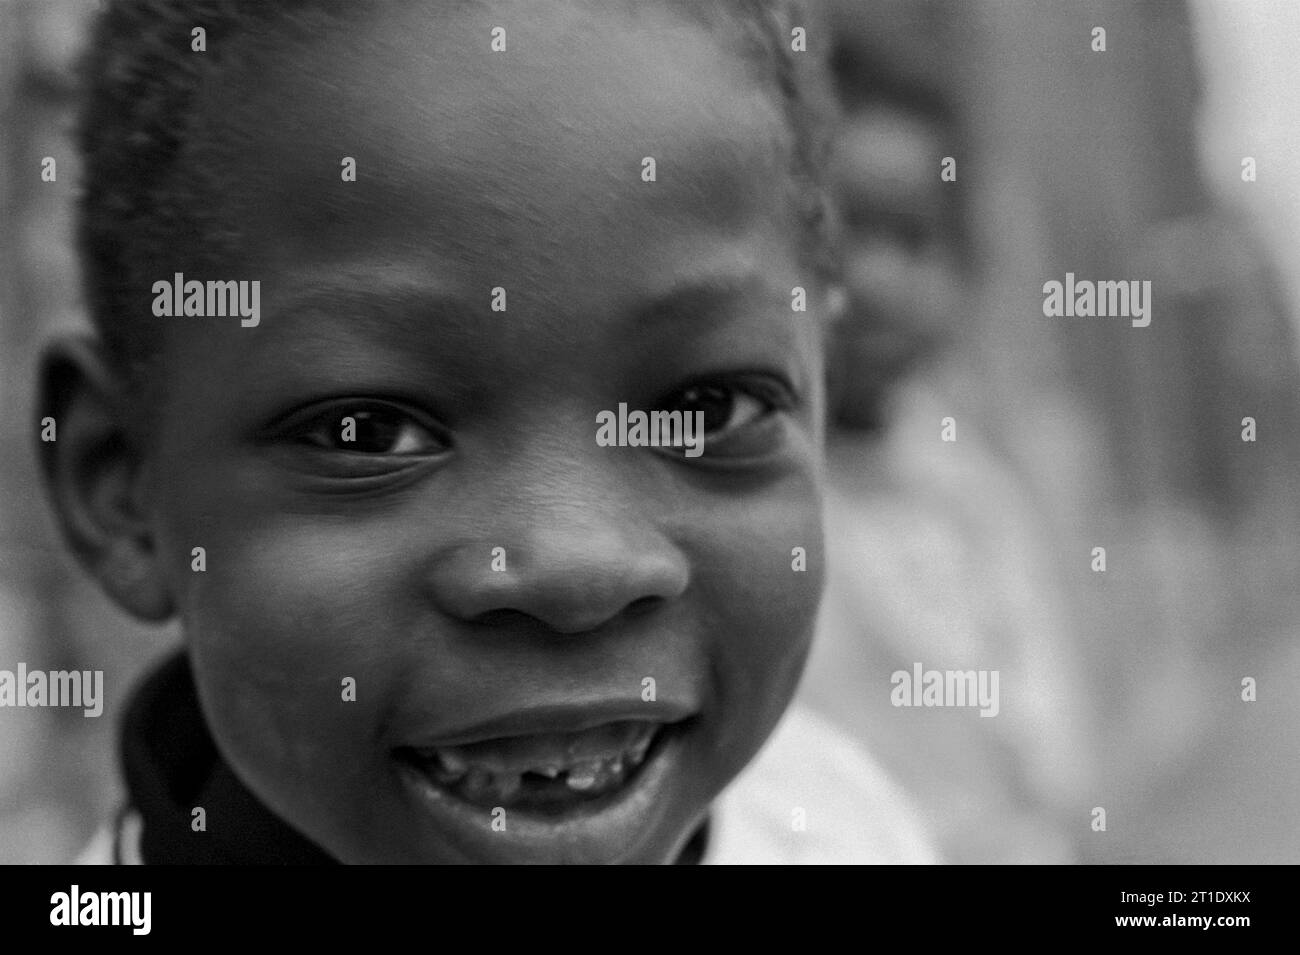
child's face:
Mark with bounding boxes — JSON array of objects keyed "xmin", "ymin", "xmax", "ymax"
[{"xmin": 143, "ymin": 1, "xmax": 824, "ymax": 863}]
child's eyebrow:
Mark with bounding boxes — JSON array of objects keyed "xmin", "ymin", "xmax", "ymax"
[{"xmin": 272, "ymin": 274, "xmax": 477, "ymax": 326}]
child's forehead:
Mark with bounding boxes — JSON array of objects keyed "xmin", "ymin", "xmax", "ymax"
[
  {"xmin": 193, "ymin": 1, "xmax": 784, "ymax": 175},
  {"xmin": 185, "ymin": 1, "xmax": 793, "ymax": 282}
]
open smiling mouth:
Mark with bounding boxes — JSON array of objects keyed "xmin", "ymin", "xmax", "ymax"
[{"xmin": 395, "ymin": 719, "xmax": 674, "ymax": 816}]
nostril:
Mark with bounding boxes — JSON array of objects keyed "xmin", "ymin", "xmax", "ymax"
[
  {"xmin": 471, "ymin": 608, "xmax": 533, "ymax": 628},
  {"xmin": 623, "ymin": 596, "xmax": 662, "ymax": 619},
  {"xmin": 473, "ymin": 598, "xmax": 661, "ymax": 632},
  {"xmin": 470, "ymin": 597, "xmax": 665, "ymax": 634}
]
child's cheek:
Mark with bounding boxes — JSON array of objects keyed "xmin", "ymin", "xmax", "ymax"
[
  {"xmin": 177, "ymin": 527, "xmax": 401, "ymax": 790},
  {"xmin": 697, "ymin": 476, "xmax": 825, "ymax": 745}
]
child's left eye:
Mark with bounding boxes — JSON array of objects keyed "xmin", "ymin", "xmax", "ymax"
[
  {"xmin": 666, "ymin": 383, "xmax": 769, "ymax": 437},
  {"xmin": 292, "ymin": 403, "xmax": 447, "ymax": 456},
  {"xmin": 656, "ymin": 375, "xmax": 794, "ymax": 456}
]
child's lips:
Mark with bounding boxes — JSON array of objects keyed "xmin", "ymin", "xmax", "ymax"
[
  {"xmin": 392, "ymin": 699, "xmax": 698, "ymax": 858},
  {"xmin": 394, "ymin": 718, "xmax": 692, "ymax": 862}
]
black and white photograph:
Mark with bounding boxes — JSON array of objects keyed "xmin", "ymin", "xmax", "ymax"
[{"xmin": 0, "ymin": 0, "xmax": 1294, "ymax": 922}]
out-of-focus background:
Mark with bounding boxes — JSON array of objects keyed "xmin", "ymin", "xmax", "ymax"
[{"xmin": 2, "ymin": 0, "xmax": 1298, "ymax": 863}]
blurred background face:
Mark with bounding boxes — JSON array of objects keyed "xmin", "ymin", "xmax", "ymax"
[
  {"xmin": 823, "ymin": 0, "xmax": 968, "ymax": 431},
  {"xmin": 803, "ymin": 0, "xmax": 1300, "ymax": 865}
]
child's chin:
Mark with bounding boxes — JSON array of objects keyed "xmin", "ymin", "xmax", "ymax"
[{"xmin": 391, "ymin": 719, "xmax": 698, "ymax": 864}]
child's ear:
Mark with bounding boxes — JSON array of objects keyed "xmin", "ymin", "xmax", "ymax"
[{"xmin": 36, "ymin": 333, "xmax": 175, "ymax": 622}]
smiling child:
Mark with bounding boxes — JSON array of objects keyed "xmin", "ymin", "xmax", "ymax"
[{"xmin": 42, "ymin": 0, "xmax": 933, "ymax": 864}]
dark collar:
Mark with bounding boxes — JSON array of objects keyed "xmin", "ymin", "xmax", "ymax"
[
  {"xmin": 121, "ymin": 650, "xmax": 709, "ymax": 864},
  {"xmin": 121, "ymin": 651, "xmax": 337, "ymax": 864}
]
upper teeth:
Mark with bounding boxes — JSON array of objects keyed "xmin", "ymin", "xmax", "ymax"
[
  {"xmin": 415, "ymin": 724, "xmax": 659, "ymax": 800},
  {"xmin": 565, "ymin": 762, "xmax": 601, "ymax": 791},
  {"xmin": 438, "ymin": 750, "xmax": 468, "ymax": 774}
]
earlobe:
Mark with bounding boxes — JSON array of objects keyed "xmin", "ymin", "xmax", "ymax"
[
  {"xmin": 36, "ymin": 334, "xmax": 175, "ymax": 622},
  {"xmin": 101, "ymin": 536, "xmax": 176, "ymax": 622}
]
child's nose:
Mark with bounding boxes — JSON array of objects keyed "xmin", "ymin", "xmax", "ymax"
[{"xmin": 431, "ymin": 511, "xmax": 690, "ymax": 635}]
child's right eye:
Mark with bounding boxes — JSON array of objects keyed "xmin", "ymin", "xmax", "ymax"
[{"xmin": 286, "ymin": 401, "xmax": 449, "ymax": 456}]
